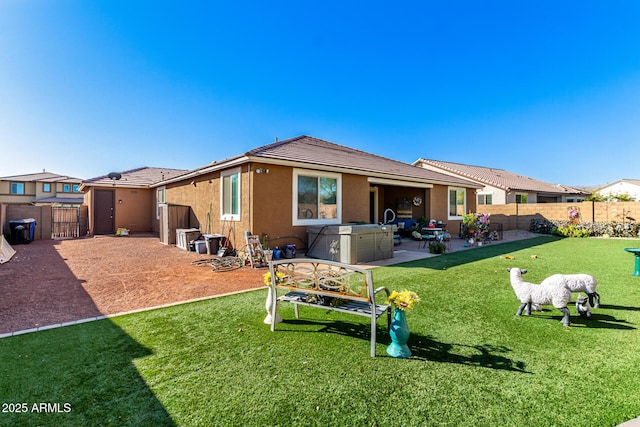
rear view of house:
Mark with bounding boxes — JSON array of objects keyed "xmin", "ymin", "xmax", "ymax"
[{"xmin": 153, "ymin": 136, "xmax": 482, "ymax": 256}]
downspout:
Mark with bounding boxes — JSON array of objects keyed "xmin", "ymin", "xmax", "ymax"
[{"xmin": 247, "ymin": 164, "xmax": 251, "ymax": 233}]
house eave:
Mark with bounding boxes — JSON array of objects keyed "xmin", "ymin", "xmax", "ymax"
[{"xmin": 79, "ymin": 182, "xmax": 152, "ymax": 191}]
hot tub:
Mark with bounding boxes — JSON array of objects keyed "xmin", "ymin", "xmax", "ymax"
[{"xmin": 307, "ymin": 224, "xmax": 396, "ymax": 264}]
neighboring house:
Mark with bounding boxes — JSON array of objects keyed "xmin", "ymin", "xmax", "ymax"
[
  {"xmin": 0, "ymin": 171, "xmax": 84, "ymax": 206},
  {"xmin": 595, "ymin": 179, "xmax": 640, "ymax": 202},
  {"xmin": 152, "ymin": 136, "xmax": 482, "ymax": 251},
  {"xmin": 413, "ymin": 159, "xmax": 589, "ymax": 205},
  {"xmin": 80, "ymin": 167, "xmax": 188, "ymax": 235}
]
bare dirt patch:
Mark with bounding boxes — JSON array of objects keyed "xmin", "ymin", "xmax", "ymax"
[{"xmin": 0, "ymin": 235, "xmax": 265, "ymax": 334}]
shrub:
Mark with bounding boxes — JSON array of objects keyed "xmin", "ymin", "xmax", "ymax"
[
  {"xmin": 531, "ymin": 218, "xmax": 640, "ymax": 238},
  {"xmin": 428, "ymin": 241, "xmax": 447, "ymax": 254},
  {"xmin": 553, "ymin": 224, "xmax": 591, "ymax": 238}
]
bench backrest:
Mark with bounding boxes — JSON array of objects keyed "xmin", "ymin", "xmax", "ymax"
[{"xmin": 268, "ymin": 259, "xmax": 375, "ymax": 303}]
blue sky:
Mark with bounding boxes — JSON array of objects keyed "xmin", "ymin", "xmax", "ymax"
[{"xmin": 1, "ymin": 1, "xmax": 639, "ymax": 187}]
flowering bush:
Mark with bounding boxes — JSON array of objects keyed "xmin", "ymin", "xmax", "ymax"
[
  {"xmin": 263, "ymin": 271, "xmax": 285, "ymax": 286},
  {"xmin": 386, "ymin": 290, "xmax": 420, "ymax": 311},
  {"xmin": 462, "ymin": 212, "xmax": 491, "ymax": 238}
]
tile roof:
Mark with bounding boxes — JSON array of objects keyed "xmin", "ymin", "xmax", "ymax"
[
  {"xmin": 82, "ymin": 167, "xmax": 189, "ymax": 188},
  {"xmin": 595, "ymin": 179, "xmax": 640, "ymax": 192},
  {"xmin": 414, "ymin": 158, "xmax": 588, "ymax": 195},
  {"xmin": 0, "ymin": 172, "xmax": 82, "ymax": 182},
  {"xmin": 243, "ymin": 136, "xmax": 480, "ymax": 187},
  {"xmin": 35, "ymin": 196, "xmax": 83, "ymax": 204}
]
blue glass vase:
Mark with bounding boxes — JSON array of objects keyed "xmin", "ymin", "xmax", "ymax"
[{"xmin": 387, "ymin": 308, "xmax": 412, "ymax": 358}]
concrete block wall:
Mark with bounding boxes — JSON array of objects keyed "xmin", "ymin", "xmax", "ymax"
[
  {"xmin": 4, "ymin": 205, "xmax": 53, "ymax": 241},
  {"xmin": 479, "ymin": 201, "xmax": 640, "ymax": 231}
]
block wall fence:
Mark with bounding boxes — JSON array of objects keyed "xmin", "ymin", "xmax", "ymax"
[{"xmin": 483, "ymin": 201, "xmax": 640, "ymax": 232}]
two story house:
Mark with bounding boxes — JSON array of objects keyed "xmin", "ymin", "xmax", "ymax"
[{"xmin": 0, "ymin": 171, "xmax": 84, "ymax": 207}]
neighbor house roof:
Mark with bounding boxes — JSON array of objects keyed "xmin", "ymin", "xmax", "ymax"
[
  {"xmin": 597, "ymin": 179, "xmax": 640, "ymax": 190},
  {"xmin": 34, "ymin": 196, "xmax": 83, "ymax": 204},
  {"xmin": 413, "ymin": 158, "xmax": 589, "ymax": 195},
  {"xmin": 80, "ymin": 167, "xmax": 189, "ymax": 190},
  {"xmin": 0, "ymin": 171, "xmax": 82, "ymax": 183},
  {"xmin": 155, "ymin": 136, "xmax": 482, "ymax": 189}
]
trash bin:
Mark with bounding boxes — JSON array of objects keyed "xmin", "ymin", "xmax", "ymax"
[
  {"xmin": 284, "ymin": 244, "xmax": 296, "ymax": 258},
  {"xmin": 9, "ymin": 218, "xmax": 36, "ymax": 244},
  {"xmin": 203, "ymin": 234, "xmax": 224, "ymax": 255}
]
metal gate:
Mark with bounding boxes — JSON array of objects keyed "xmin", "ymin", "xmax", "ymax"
[{"xmin": 52, "ymin": 207, "xmax": 80, "ymax": 238}]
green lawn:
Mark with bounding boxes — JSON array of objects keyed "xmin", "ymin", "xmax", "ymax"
[{"xmin": 2, "ymin": 237, "xmax": 640, "ymax": 426}]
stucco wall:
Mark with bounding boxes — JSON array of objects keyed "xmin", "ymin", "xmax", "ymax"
[
  {"xmin": 342, "ymin": 174, "xmax": 370, "ymax": 223},
  {"xmin": 165, "ymin": 173, "xmax": 219, "ymax": 231},
  {"xmin": 164, "ymin": 168, "xmax": 252, "ymax": 251},
  {"xmin": 251, "ymin": 164, "xmax": 297, "ymax": 248},
  {"xmin": 598, "ymin": 182, "xmax": 640, "ymax": 201},
  {"xmin": 113, "ymin": 188, "xmax": 154, "ymax": 233}
]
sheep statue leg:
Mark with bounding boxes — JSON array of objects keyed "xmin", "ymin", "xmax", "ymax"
[
  {"xmin": 588, "ymin": 292, "xmax": 600, "ymax": 309},
  {"xmin": 559, "ymin": 307, "xmax": 571, "ymax": 327},
  {"xmin": 516, "ymin": 303, "xmax": 528, "ymax": 316}
]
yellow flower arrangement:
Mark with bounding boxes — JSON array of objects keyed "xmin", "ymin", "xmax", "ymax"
[
  {"xmin": 386, "ymin": 289, "xmax": 420, "ymax": 311},
  {"xmin": 263, "ymin": 271, "xmax": 285, "ymax": 286}
]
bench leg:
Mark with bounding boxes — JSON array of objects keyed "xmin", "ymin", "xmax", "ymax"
[{"xmin": 371, "ymin": 316, "xmax": 377, "ymax": 357}]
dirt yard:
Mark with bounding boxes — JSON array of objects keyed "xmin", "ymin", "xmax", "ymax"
[{"xmin": 0, "ymin": 235, "xmax": 265, "ymax": 334}]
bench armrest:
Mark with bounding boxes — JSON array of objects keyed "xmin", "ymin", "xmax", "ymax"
[{"xmin": 373, "ymin": 286, "xmax": 390, "ymax": 299}]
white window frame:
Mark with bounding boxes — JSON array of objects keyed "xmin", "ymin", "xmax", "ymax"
[
  {"xmin": 292, "ymin": 169, "xmax": 342, "ymax": 226},
  {"xmin": 448, "ymin": 187, "xmax": 466, "ymax": 220},
  {"xmin": 156, "ymin": 187, "xmax": 166, "ymax": 220},
  {"xmin": 477, "ymin": 192, "xmax": 493, "ymax": 205},
  {"xmin": 220, "ymin": 167, "xmax": 241, "ymax": 221}
]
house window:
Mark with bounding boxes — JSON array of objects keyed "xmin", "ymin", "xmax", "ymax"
[
  {"xmin": 63, "ymin": 184, "xmax": 71, "ymax": 193},
  {"xmin": 221, "ymin": 168, "xmax": 241, "ymax": 221},
  {"xmin": 477, "ymin": 193, "xmax": 492, "ymax": 205},
  {"xmin": 10, "ymin": 182, "xmax": 25, "ymax": 195},
  {"xmin": 156, "ymin": 187, "xmax": 166, "ymax": 219},
  {"xmin": 293, "ymin": 169, "xmax": 341, "ymax": 226},
  {"xmin": 516, "ymin": 193, "xmax": 528, "ymax": 204},
  {"xmin": 448, "ymin": 188, "xmax": 466, "ymax": 219},
  {"xmin": 73, "ymin": 185, "xmax": 79, "ymax": 193},
  {"xmin": 43, "ymin": 183, "xmax": 51, "ymax": 193}
]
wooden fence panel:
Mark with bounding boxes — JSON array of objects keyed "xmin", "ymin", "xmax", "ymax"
[{"xmin": 52, "ymin": 208, "xmax": 80, "ymax": 238}]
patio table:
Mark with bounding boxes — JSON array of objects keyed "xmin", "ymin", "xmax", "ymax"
[{"xmin": 421, "ymin": 227, "xmax": 442, "ymax": 248}]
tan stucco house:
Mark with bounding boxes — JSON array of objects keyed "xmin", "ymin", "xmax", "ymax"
[
  {"xmin": 80, "ymin": 167, "xmax": 188, "ymax": 235},
  {"xmin": 413, "ymin": 158, "xmax": 589, "ymax": 205},
  {"xmin": 152, "ymin": 136, "xmax": 482, "ymax": 252},
  {"xmin": 0, "ymin": 171, "xmax": 84, "ymax": 206}
]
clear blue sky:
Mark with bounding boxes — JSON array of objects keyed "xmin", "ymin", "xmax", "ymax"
[{"xmin": 1, "ymin": 1, "xmax": 639, "ymax": 187}]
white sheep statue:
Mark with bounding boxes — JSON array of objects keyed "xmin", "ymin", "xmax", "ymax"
[
  {"xmin": 507, "ymin": 268, "xmax": 573, "ymax": 327},
  {"xmin": 540, "ymin": 273, "xmax": 600, "ymax": 309}
]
